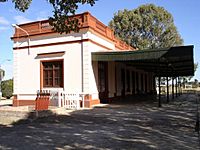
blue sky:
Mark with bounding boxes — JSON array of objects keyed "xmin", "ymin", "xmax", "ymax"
[{"xmin": 0, "ymin": 0, "xmax": 199, "ymax": 80}]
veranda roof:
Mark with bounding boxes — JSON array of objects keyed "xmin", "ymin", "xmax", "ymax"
[{"xmin": 92, "ymin": 45, "xmax": 194, "ymax": 77}]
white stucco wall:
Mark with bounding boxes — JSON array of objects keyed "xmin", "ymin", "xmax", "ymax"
[
  {"xmin": 82, "ymin": 31, "xmax": 116, "ymax": 100},
  {"xmin": 13, "ymin": 28, "xmax": 117, "ymax": 101},
  {"xmin": 13, "ymin": 32, "xmax": 88, "ymax": 100}
]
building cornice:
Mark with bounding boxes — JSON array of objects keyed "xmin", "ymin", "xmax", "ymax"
[{"xmin": 11, "ymin": 12, "xmax": 135, "ymax": 51}]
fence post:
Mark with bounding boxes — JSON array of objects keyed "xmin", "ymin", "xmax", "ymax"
[{"xmin": 58, "ymin": 91, "xmax": 61, "ymax": 107}]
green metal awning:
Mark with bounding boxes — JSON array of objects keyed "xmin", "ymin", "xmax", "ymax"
[
  {"xmin": 92, "ymin": 48, "xmax": 167, "ymax": 61},
  {"xmin": 92, "ymin": 45, "xmax": 194, "ymax": 77}
]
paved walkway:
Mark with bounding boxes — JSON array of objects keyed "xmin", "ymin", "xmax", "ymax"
[{"xmin": 0, "ymin": 94, "xmax": 199, "ymax": 150}]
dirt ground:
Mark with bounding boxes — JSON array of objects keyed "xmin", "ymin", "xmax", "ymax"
[{"xmin": 0, "ymin": 94, "xmax": 199, "ymax": 150}]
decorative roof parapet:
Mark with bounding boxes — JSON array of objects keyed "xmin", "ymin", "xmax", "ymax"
[{"xmin": 12, "ymin": 12, "xmax": 135, "ymax": 51}]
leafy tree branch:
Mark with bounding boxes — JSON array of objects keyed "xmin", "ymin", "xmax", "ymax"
[{"xmin": 0, "ymin": 0, "xmax": 97, "ymax": 33}]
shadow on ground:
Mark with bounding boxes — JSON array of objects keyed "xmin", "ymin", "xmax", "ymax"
[{"xmin": 0, "ymin": 94, "xmax": 199, "ymax": 150}]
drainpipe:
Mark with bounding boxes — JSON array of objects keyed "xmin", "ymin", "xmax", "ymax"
[
  {"xmin": 81, "ymin": 34, "xmax": 84, "ymax": 93},
  {"xmin": 81, "ymin": 34, "xmax": 85, "ymax": 108},
  {"xmin": 12, "ymin": 24, "xmax": 30, "ymax": 55}
]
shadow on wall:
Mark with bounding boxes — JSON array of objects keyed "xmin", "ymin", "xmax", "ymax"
[{"xmin": 0, "ymin": 94, "xmax": 199, "ymax": 150}]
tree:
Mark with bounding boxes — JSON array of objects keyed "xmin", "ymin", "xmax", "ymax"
[
  {"xmin": 0, "ymin": 0, "xmax": 97, "ymax": 34},
  {"xmin": 1, "ymin": 79, "xmax": 13, "ymax": 99},
  {"xmin": 182, "ymin": 63, "xmax": 198, "ymax": 82},
  {"xmin": 109, "ymin": 4, "xmax": 183, "ymax": 50},
  {"xmin": 0, "ymin": 68, "xmax": 5, "ymax": 81},
  {"xmin": 0, "ymin": 68, "xmax": 5, "ymax": 100},
  {"xmin": 193, "ymin": 79, "xmax": 199, "ymax": 88}
]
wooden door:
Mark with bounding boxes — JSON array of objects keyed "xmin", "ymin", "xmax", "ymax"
[{"xmin": 98, "ymin": 62, "xmax": 108, "ymax": 101}]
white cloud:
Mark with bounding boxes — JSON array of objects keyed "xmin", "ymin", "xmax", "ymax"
[
  {"xmin": 14, "ymin": 16, "xmax": 32, "ymax": 24},
  {"xmin": 0, "ymin": 17, "xmax": 9, "ymax": 25}
]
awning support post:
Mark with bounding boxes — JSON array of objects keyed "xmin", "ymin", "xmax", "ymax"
[
  {"xmin": 178, "ymin": 77, "xmax": 180, "ymax": 96},
  {"xmin": 172, "ymin": 77, "xmax": 174, "ymax": 99},
  {"xmin": 167, "ymin": 76, "xmax": 169, "ymax": 103},
  {"xmin": 176, "ymin": 77, "xmax": 178, "ymax": 97},
  {"xmin": 180, "ymin": 78, "xmax": 182, "ymax": 95},
  {"xmin": 158, "ymin": 76, "xmax": 161, "ymax": 107}
]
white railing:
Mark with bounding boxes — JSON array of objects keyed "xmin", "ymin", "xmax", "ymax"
[
  {"xmin": 45, "ymin": 90, "xmax": 86, "ymax": 109},
  {"xmin": 39, "ymin": 89, "xmax": 90, "ymax": 109},
  {"xmin": 61, "ymin": 93, "xmax": 81, "ymax": 109}
]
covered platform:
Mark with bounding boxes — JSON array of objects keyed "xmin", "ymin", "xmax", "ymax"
[{"xmin": 92, "ymin": 45, "xmax": 194, "ymax": 107}]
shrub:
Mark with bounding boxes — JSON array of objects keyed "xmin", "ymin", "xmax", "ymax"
[{"xmin": 1, "ymin": 79, "xmax": 13, "ymax": 99}]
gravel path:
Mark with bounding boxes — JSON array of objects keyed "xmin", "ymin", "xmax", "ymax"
[{"xmin": 0, "ymin": 94, "xmax": 199, "ymax": 150}]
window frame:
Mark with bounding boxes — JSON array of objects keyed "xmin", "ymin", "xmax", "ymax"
[{"xmin": 40, "ymin": 59, "xmax": 64, "ymax": 88}]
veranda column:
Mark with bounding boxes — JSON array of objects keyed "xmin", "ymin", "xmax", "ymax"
[
  {"xmin": 180, "ymin": 78, "xmax": 182, "ymax": 95},
  {"xmin": 167, "ymin": 76, "xmax": 169, "ymax": 103},
  {"xmin": 175, "ymin": 77, "xmax": 178, "ymax": 97},
  {"xmin": 158, "ymin": 76, "xmax": 161, "ymax": 107},
  {"xmin": 172, "ymin": 77, "xmax": 174, "ymax": 99},
  {"xmin": 178, "ymin": 77, "xmax": 181, "ymax": 96}
]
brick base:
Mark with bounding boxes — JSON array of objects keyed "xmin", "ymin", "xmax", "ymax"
[
  {"xmin": 13, "ymin": 98, "xmax": 100, "ymax": 108},
  {"xmin": 13, "ymin": 99, "xmax": 35, "ymax": 107},
  {"xmin": 84, "ymin": 99, "xmax": 100, "ymax": 108}
]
